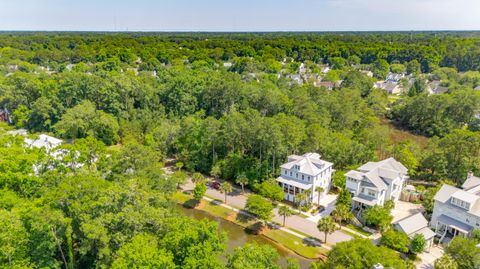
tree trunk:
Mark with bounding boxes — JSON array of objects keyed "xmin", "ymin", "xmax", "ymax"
[
  {"xmin": 51, "ymin": 226, "xmax": 69, "ymax": 269},
  {"xmin": 324, "ymin": 233, "xmax": 327, "ymax": 243},
  {"xmin": 283, "ymin": 215, "xmax": 286, "ymax": 226},
  {"xmin": 225, "ymin": 193, "xmax": 227, "ymax": 204},
  {"xmin": 241, "ymin": 184, "xmax": 245, "ymax": 193}
]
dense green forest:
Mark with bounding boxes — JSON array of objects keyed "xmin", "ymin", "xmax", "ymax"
[{"xmin": 1, "ymin": 32, "xmax": 480, "ymax": 268}]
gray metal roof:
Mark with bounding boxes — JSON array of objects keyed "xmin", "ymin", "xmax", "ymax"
[
  {"xmin": 394, "ymin": 212, "xmax": 429, "ymax": 235},
  {"xmin": 436, "ymin": 214, "xmax": 473, "ymax": 234}
]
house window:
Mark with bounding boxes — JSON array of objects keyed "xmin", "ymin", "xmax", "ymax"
[
  {"xmin": 290, "ymin": 171, "xmax": 292, "ymax": 176},
  {"xmin": 302, "ymin": 175, "xmax": 304, "ymax": 180},
  {"xmin": 284, "ymin": 170, "xmax": 287, "ymax": 175},
  {"xmin": 368, "ymin": 190, "xmax": 375, "ymax": 197},
  {"xmin": 296, "ymin": 173, "xmax": 298, "ymax": 178}
]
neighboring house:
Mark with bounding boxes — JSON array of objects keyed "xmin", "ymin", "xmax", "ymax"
[
  {"xmin": 24, "ymin": 134, "xmax": 63, "ymax": 152},
  {"xmin": 276, "ymin": 153, "xmax": 334, "ymax": 203},
  {"xmin": 426, "ymin": 80, "xmax": 449, "ymax": 94},
  {"xmin": 321, "ymin": 66, "xmax": 331, "ymax": 74},
  {"xmin": 474, "ymin": 85, "xmax": 480, "ymax": 91},
  {"xmin": 373, "ymin": 81, "xmax": 403, "ymax": 94},
  {"xmin": 393, "ymin": 212, "xmax": 436, "ymax": 251},
  {"xmin": 430, "ymin": 172, "xmax": 480, "ymax": 242},
  {"xmin": 386, "ymin": 72, "xmax": 405, "ymax": 83},
  {"xmin": 361, "ymin": 70, "xmax": 374, "ymax": 77},
  {"xmin": 345, "ymin": 158, "xmax": 408, "ymax": 209},
  {"xmin": 314, "ymin": 81, "xmax": 334, "ymax": 90},
  {"xmin": 287, "ymin": 74, "xmax": 303, "ymax": 85},
  {"xmin": 6, "ymin": 129, "xmax": 27, "ymax": 136},
  {"xmin": 0, "ymin": 108, "xmax": 11, "ymax": 123}
]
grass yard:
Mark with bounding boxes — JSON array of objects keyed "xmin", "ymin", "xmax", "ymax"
[
  {"xmin": 345, "ymin": 223, "xmax": 372, "ymax": 237},
  {"xmin": 265, "ymin": 229, "xmax": 329, "ymax": 259}
]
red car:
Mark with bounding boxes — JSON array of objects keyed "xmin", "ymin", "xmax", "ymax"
[{"xmin": 209, "ymin": 181, "xmax": 221, "ymax": 190}]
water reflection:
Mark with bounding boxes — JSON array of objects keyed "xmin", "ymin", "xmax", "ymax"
[{"xmin": 176, "ymin": 204, "xmax": 312, "ymax": 269}]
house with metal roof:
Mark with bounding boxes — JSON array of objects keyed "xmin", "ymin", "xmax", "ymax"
[
  {"xmin": 276, "ymin": 153, "xmax": 334, "ymax": 203},
  {"xmin": 345, "ymin": 158, "xmax": 408, "ymax": 209},
  {"xmin": 430, "ymin": 172, "xmax": 480, "ymax": 243},
  {"xmin": 393, "ymin": 212, "xmax": 435, "ymax": 251}
]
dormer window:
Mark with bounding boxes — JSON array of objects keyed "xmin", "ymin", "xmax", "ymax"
[
  {"xmin": 294, "ymin": 165, "xmax": 300, "ymax": 170},
  {"xmin": 451, "ymin": 197, "xmax": 471, "ymax": 210}
]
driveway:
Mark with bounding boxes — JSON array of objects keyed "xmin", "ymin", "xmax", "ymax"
[
  {"xmin": 415, "ymin": 245, "xmax": 444, "ymax": 269},
  {"xmin": 391, "ymin": 200, "xmax": 425, "ymax": 223},
  {"xmin": 182, "ymin": 179, "xmax": 352, "ymax": 245}
]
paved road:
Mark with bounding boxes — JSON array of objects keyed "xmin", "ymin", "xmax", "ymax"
[{"xmin": 183, "ymin": 180, "xmax": 352, "ymax": 245}]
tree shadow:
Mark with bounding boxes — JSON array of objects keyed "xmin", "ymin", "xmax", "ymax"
[
  {"xmin": 302, "ymin": 237, "xmax": 322, "ymax": 247},
  {"xmin": 183, "ymin": 199, "xmax": 200, "ymax": 209},
  {"xmin": 245, "ymin": 221, "xmax": 264, "ymax": 235},
  {"xmin": 236, "ymin": 211, "xmax": 254, "ymax": 224},
  {"xmin": 210, "ymin": 199, "xmax": 223, "ymax": 205}
]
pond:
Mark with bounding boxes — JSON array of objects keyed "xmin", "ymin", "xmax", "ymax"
[{"xmin": 177, "ymin": 204, "xmax": 313, "ymax": 269}]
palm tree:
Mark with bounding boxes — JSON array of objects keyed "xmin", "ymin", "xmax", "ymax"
[
  {"xmin": 191, "ymin": 172, "xmax": 204, "ymax": 184},
  {"xmin": 219, "ymin": 182, "xmax": 233, "ymax": 204},
  {"xmin": 331, "ymin": 204, "xmax": 352, "ymax": 228},
  {"xmin": 235, "ymin": 174, "xmax": 249, "ymax": 193},
  {"xmin": 175, "ymin": 161, "xmax": 184, "ymax": 171},
  {"xmin": 295, "ymin": 192, "xmax": 307, "ymax": 208},
  {"xmin": 315, "ymin": 186, "xmax": 324, "ymax": 205},
  {"xmin": 278, "ymin": 205, "xmax": 294, "ymax": 226},
  {"xmin": 317, "ymin": 216, "xmax": 337, "ymax": 243},
  {"xmin": 304, "ymin": 189, "xmax": 312, "ymax": 205}
]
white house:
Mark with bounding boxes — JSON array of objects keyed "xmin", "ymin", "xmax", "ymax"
[
  {"xmin": 345, "ymin": 158, "xmax": 408, "ymax": 209},
  {"xmin": 276, "ymin": 153, "xmax": 333, "ymax": 203},
  {"xmin": 430, "ymin": 172, "xmax": 480, "ymax": 242},
  {"xmin": 393, "ymin": 212, "xmax": 436, "ymax": 251},
  {"xmin": 24, "ymin": 134, "xmax": 63, "ymax": 152}
]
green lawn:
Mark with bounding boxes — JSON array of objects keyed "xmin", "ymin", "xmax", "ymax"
[
  {"xmin": 265, "ymin": 229, "xmax": 328, "ymax": 259},
  {"xmin": 345, "ymin": 224, "xmax": 372, "ymax": 237}
]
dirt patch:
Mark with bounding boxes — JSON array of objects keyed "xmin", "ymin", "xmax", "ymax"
[
  {"xmin": 196, "ymin": 200, "xmax": 206, "ymax": 210},
  {"xmin": 225, "ymin": 212, "xmax": 236, "ymax": 221}
]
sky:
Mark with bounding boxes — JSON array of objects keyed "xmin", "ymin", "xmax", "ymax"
[{"xmin": 0, "ymin": 0, "xmax": 479, "ymax": 32}]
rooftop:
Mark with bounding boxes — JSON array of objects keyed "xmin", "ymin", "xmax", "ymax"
[{"xmin": 281, "ymin": 153, "xmax": 333, "ymax": 177}]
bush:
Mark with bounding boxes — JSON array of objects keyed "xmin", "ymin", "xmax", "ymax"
[{"xmin": 381, "ymin": 229, "xmax": 410, "ymax": 253}]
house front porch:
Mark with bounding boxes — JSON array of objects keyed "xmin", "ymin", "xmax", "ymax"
[
  {"xmin": 276, "ymin": 175, "xmax": 312, "ymax": 203},
  {"xmin": 434, "ymin": 214, "xmax": 473, "ymax": 243}
]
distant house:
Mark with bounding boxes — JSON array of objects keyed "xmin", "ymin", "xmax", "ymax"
[
  {"xmin": 223, "ymin": 62, "xmax": 232, "ymax": 68},
  {"xmin": 374, "ymin": 81, "xmax": 402, "ymax": 95},
  {"xmin": 6, "ymin": 129, "xmax": 27, "ymax": 136},
  {"xmin": 345, "ymin": 158, "xmax": 408, "ymax": 209},
  {"xmin": 0, "ymin": 109, "xmax": 11, "ymax": 123},
  {"xmin": 276, "ymin": 153, "xmax": 334, "ymax": 203},
  {"xmin": 24, "ymin": 134, "xmax": 63, "ymax": 152},
  {"xmin": 361, "ymin": 70, "xmax": 374, "ymax": 77},
  {"xmin": 314, "ymin": 81, "xmax": 334, "ymax": 90},
  {"xmin": 474, "ymin": 86, "xmax": 480, "ymax": 91},
  {"xmin": 386, "ymin": 72, "xmax": 405, "ymax": 83},
  {"xmin": 287, "ymin": 74, "xmax": 303, "ymax": 85},
  {"xmin": 426, "ymin": 80, "xmax": 449, "ymax": 94},
  {"xmin": 393, "ymin": 212, "xmax": 435, "ymax": 251},
  {"xmin": 430, "ymin": 172, "xmax": 480, "ymax": 243},
  {"xmin": 321, "ymin": 66, "xmax": 331, "ymax": 74}
]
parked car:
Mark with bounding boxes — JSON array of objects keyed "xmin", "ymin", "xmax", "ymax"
[
  {"xmin": 318, "ymin": 205, "xmax": 326, "ymax": 214},
  {"xmin": 209, "ymin": 181, "xmax": 221, "ymax": 190}
]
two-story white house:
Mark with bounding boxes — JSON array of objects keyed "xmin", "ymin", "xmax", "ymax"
[
  {"xmin": 276, "ymin": 153, "xmax": 333, "ymax": 203},
  {"xmin": 430, "ymin": 172, "xmax": 480, "ymax": 242},
  {"xmin": 345, "ymin": 158, "xmax": 408, "ymax": 209}
]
